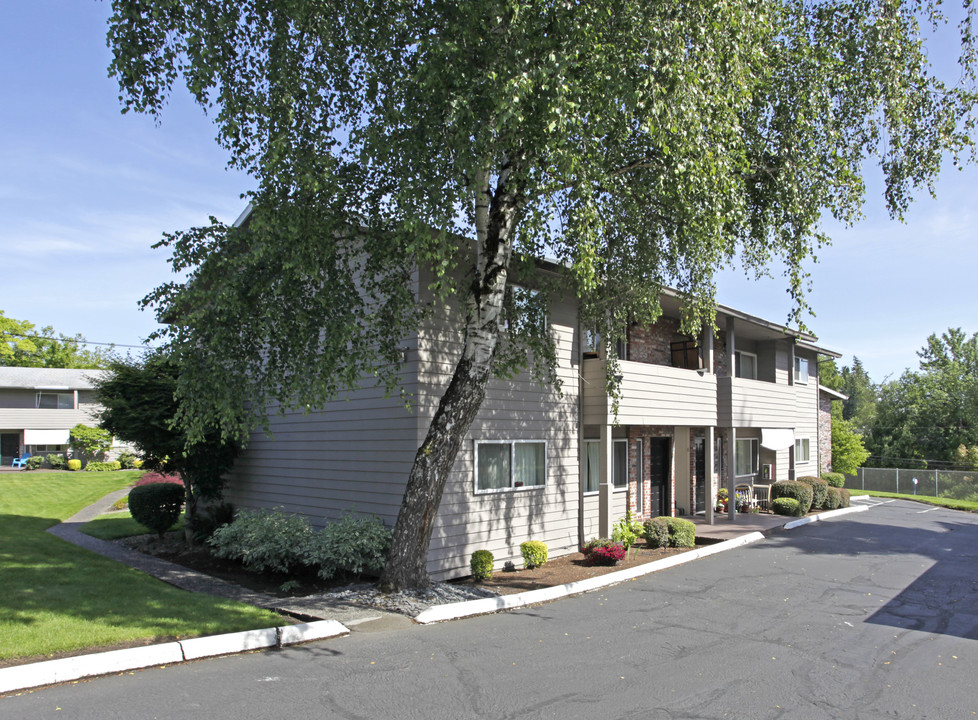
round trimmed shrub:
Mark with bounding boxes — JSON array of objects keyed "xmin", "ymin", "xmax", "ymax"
[
  {"xmin": 666, "ymin": 517, "xmax": 696, "ymax": 548},
  {"xmin": 471, "ymin": 550, "xmax": 494, "ymax": 580},
  {"xmin": 839, "ymin": 488, "xmax": 851, "ymax": 508},
  {"xmin": 67, "ymin": 459, "xmax": 82, "ymax": 471},
  {"xmin": 771, "ymin": 497, "xmax": 802, "ymax": 516},
  {"xmin": 128, "ymin": 482, "xmax": 185, "ymax": 538},
  {"xmin": 822, "ymin": 472, "xmax": 845, "ymax": 488},
  {"xmin": 643, "ymin": 517, "xmax": 669, "ymax": 548},
  {"xmin": 520, "ymin": 540, "xmax": 548, "ymax": 569},
  {"xmin": 46, "ymin": 454, "xmax": 67, "ymax": 470},
  {"xmin": 824, "ymin": 486, "xmax": 842, "ymax": 510},
  {"xmin": 26, "ymin": 456, "xmax": 44, "ymax": 470},
  {"xmin": 117, "ymin": 451, "xmax": 139, "ymax": 469},
  {"xmin": 771, "ymin": 481, "xmax": 813, "ymax": 514},
  {"xmin": 798, "ymin": 476, "xmax": 829, "ymax": 509}
]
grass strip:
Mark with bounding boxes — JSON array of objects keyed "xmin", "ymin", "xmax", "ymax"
[
  {"xmin": 850, "ymin": 489, "xmax": 978, "ymax": 512},
  {"xmin": 81, "ymin": 512, "xmax": 185, "ymax": 541},
  {"xmin": 0, "ymin": 471, "xmax": 282, "ymax": 663}
]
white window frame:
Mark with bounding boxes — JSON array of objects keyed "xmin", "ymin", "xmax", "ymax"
[
  {"xmin": 795, "ymin": 437, "xmax": 811, "ymax": 463},
  {"xmin": 613, "ymin": 439, "xmax": 628, "ymax": 490},
  {"xmin": 504, "ymin": 285, "xmax": 547, "ymax": 334},
  {"xmin": 35, "ymin": 392, "xmax": 73, "ymax": 409},
  {"xmin": 474, "ymin": 439, "xmax": 547, "ymax": 494},
  {"xmin": 30, "ymin": 444, "xmax": 68, "ymax": 453},
  {"xmin": 735, "ymin": 350, "xmax": 758, "ymax": 380},
  {"xmin": 794, "ymin": 357, "xmax": 810, "ymax": 385},
  {"xmin": 735, "ymin": 438, "xmax": 759, "ymax": 477}
]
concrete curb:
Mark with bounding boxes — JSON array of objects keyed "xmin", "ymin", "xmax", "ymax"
[
  {"xmin": 782, "ymin": 504, "xmax": 868, "ymax": 530},
  {"xmin": 0, "ymin": 620, "xmax": 348, "ymax": 695},
  {"xmin": 414, "ymin": 531, "xmax": 767, "ymax": 624}
]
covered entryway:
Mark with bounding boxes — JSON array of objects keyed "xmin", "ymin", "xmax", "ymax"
[
  {"xmin": 649, "ymin": 437, "xmax": 671, "ymax": 517},
  {"xmin": 1, "ymin": 432, "xmax": 21, "ymax": 466}
]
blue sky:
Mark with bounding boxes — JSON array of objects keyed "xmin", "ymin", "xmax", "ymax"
[{"xmin": 2, "ymin": 2, "xmax": 975, "ymax": 385}]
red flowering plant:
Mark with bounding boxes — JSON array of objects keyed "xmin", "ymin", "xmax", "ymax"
[
  {"xmin": 581, "ymin": 538, "xmax": 627, "ymax": 566},
  {"xmin": 134, "ymin": 472, "xmax": 184, "ymax": 487}
]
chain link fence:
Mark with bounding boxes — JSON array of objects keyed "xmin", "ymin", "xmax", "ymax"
[{"xmin": 845, "ymin": 467, "xmax": 978, "ymax": 499}]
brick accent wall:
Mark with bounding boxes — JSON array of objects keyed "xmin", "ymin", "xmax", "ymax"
[
  {"xmin": 819, "ymin": 394, "xmax": 833, "ymax": 473},
  {"xmin": 714, "ymin": 331, "xmax": 728, "ymax": 377},
  {"xmin": 626, "ymin": 426, "xmax": 675, "ymax": 519},
  {"xmin": 627, "ymin": 317, "xmax": 682, "ymax": 366}
]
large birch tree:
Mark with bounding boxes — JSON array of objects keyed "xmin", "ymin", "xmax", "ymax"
[{"xmin": 108, "ymin": 0, "xmax": 976, "ymax": 590}]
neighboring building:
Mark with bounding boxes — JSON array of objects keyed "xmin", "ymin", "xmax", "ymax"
[
  {"xmin": 0, "ymin": 367, "xmax": 121, "ymax": 466},
  {"xmin": 221, "ymin": 258, "xmax": 841, "ymax": 581}
]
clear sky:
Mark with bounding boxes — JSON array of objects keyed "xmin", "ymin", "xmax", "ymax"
[{"xmin": 2, "ymin": 2, "xmax": 975, "ymax": 385}]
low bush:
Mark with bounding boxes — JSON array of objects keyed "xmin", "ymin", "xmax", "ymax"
[
  {"xmin": 305, "ymin": 512, "xmax": 392, "ymax": 580},
  {"xmin": 46, "ymin": 454, "xmax": 68, "ymax": 470},
  {"xmin": 117, "ymin": 451, "xmax": 139, "ymax": 470},
  {"xmin": 643, "ymin": 517, "xmax": 669, "ymax": 548},
  {"xmin": 471, "ymin": 550, "xmax": 494, "ymax": 580},
  {"xmin": 771, "ymin": 497, "xmax": 802, "ymax": 516},
  {"xmin": 128, "ymin": 482, "xmax": 185, "ymax": 538},
  {"xmin": 134, "ymin": 472, "xmax": 184, "ymax": 487},
  {"xmin": 520, "ymin": 540, "xmax": 548, "ymax": 569},
  {"xmin": 188, "ymin": 501, "xmax": 235, "ymax": 541},
  {"xmin": 771, "ymin": 481, "xmax": 813, "ymax": 514},
  {"xmin": 839, "ymin": 488, "xmax": 851, "ymax": 508},
  {"xmin": 665, "ymin": 517, "xmax": 696, "ymax": 548},
  {"xmin": 581, "ymin": 538, "xmax": 626, "ymax": 566},
  {"xmin": 822, "ymin": 472, "xmax": 845, "ymax": 488},
  {"xmin": 798, "ymin": 476, "xmax": 829, "ymax": 509},
  {"xmin": 67, "ymin": 459, "xmax": 82, "ymax": 471},
  {"xmin": 26, "ymin": 456, "xmax": 44, "ymax": 470},
  {"xmin": 209, "ymin": 508, "xmax": 315, "ymax": 574},
  {"xmin": 84, "ymin": 461, "xmax": 122, "ymax": 472},
  {"xmin": 823, "ymin": 486, "xmax": 842, "ymax": 510}
]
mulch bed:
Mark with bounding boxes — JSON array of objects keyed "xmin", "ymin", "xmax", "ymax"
[{"xmin": 451, "ymin": 540, "xmax": 720, "ymax": 595}]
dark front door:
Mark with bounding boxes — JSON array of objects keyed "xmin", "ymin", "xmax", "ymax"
[
  {"xmin": 694, "ymin": 438, "xmax": 706, "ymax": 514},
  {"xmin": 649, "ymin": 437, "xmax": 671, "ymax": 517},
  {"xmin": 1, "ymin": 433, "xmax": 20, "ymax": 466}
]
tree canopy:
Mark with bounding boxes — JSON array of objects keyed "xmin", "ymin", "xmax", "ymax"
[
  {"xmin": 0, "ymin": 311, "xmax": 113, "ymax": 369},
  {"xmin": 108, "ymin": 0, "xmax": 976, "ymax": 588}
]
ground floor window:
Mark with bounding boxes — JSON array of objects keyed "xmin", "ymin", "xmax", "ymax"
[
  {"xmin": 735, "ymin": 438, "xmax": 759, "ymax": 477},
  {"xmin": 583, "ymin": 439, "xmax": 628, "ymax": 493},
  {"xmin": 475, "ymin": 440, "xmax": 546, "ymax": 492},
  {"xmin": 613, "ymin": 440, "xmax": 627, "ymax": 489},
  {"xmin": 29, "ymin": 444, "xmax": 67, "ymax": 454},
  {"xmin": 795, "ymin": 437, "xmax": 811, "ymax": 463}
]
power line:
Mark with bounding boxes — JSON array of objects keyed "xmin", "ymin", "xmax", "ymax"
[{"xmin": 2, "ymin": 332, "xmax": 155, "ymax": 350}]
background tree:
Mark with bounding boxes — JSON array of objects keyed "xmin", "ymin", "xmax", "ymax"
[
  {"xmin": 831, "ymin": 404, "xmax": 871, "ymax": 475},
  {"xmin": 108, "ymin": 0, "xmax": 977, "ymax": 589},
  {"xmin": 840, "ymin": 357, "xmax": 878, "ymax": 432},
  {"xmin": 68, "ymin": 424, "xmax": 113, "ymax": 464},
  {"xmin": 866, "ymin": 329, "xmax": 978, "ymax": 466},
  {"xmin": 0, "ymin": 310, "xmax": 113, "ymax": 368},
  {"xmin": 94, "ymin": 351, "xmax": 239, "ymax": 535}
]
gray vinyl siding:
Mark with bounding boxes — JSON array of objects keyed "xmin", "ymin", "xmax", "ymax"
[
  {"xmin": 417, "ymin": 281, "xmax": 581, "ymax": 580},
  {"xmin": 717, "ymin": 376, "xmax": 799, "ymax": 428},
  {"xmin": 791, "ymin": 350, "xmax": 820, "ymax": 477},
  {"xmin": 0, "ymin": 389, "xmax": 100, "ymax": 431},
  {"xmin": 582, "ymin": 359, "xmax": 718, "ymax": 426}
]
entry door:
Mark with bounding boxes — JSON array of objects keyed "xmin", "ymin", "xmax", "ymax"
[
  {"xmin": 649, "ymin": 437, "xmax": 671, "ymax": 517},
  {"xmin": 1, "ymin": 433, "xmax": 20, "ymax": 465},
  {"xmin": 694, "ymin": 438, "xmax": 706, "ymax": 514}
]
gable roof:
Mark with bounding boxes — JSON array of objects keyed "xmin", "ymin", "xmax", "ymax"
[{"xmin": 0, "ymin": 367, "xmax": 105, "ymax": 390}]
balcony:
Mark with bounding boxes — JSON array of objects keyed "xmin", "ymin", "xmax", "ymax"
[
  {"xmin": 717, "ymin": 376, "xmax": 798, "ymax": 428},
  {"xmin": 582, "ymin": 359, "xmax": 718, "ymax": 427}
]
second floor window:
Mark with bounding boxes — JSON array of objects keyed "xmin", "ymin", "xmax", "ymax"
[
  {"xmin": 735, "ymin": 351, "xmax": 757, "ymax": 380},
  {"xmin": 794, "ymin": 357, "xmax": 810, "ymax": 384},
  {"xmin": 36, "ymin": 392, "xmax": 73, "ymax": 409},
  {"xmin": 671, "ymin": 339, "xmax": 701, "ymax": 370}
]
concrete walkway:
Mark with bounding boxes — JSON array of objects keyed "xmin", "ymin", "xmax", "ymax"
[{"xmin": 692, "ymin": 511, "xmax": 790, "ymax": 541}]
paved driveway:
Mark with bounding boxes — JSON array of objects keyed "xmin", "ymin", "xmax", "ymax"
[{"xmin": 6, "ymin": 499, "xmax": 977, "ymax": 719}]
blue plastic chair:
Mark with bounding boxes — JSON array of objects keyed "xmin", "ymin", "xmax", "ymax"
[{"xmin": 11, "ymin": 453, "xmax": 31, "ymax": 468}]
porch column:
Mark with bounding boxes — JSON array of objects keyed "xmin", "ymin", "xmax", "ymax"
[
  {"xmin": 727, "ymin": 426, "xmax": 737, "ymax": 520},
  {"xmin": 705, "ymin": 426, "xmax": 715, "ymax": 525},
  {"xmin": 674, "ymin": 426, "xmax": 691, "ymax": 515},
  {"xmin": 599, "ymin": 424, "xmax": 614, "ymax": 537}
]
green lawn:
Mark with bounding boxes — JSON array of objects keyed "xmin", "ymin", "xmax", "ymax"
[
  {"xmin": 0, "ymin": 471, "xmax": 282, "ymax": 663},
  {"xmin": 849, "ymin": 488, "xmax": 978, "ymax": 512},
  {"xmin": 81, "ymin": 511, "xmax": 186, "ymax": 541}
]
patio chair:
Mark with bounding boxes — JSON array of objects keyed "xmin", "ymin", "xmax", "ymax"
[
  {"xmin": 751, "ymin": 483, "xmax": 772, "ymax": 510},
  {"xmin": 734, "ymin": 483, "xmax": 758, "ymax": 512},
  {"xmin": 11, "ymin": 453, "xmax": 31, "ymax": 468}
]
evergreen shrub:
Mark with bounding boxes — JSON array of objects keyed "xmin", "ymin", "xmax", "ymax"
[
  {"xmin": 520, "ymin": 540, "xmax": 548, "ymax": 569},
  {"xmin": 46, "ymin": 454, "xmax": 67, "ymax": 470},
  {"xmin": 117, "ymin": 451, "xmax": 139, "ymax": 469},
  {"xmin": 823, "ymin": 486, "xmax": 842, "ymax": 510},
  {"xmin": 209, "ymin": 508, "xmax": 314, "ymax": 573},
  {"xmin": 798, "ymin": 476, "xmax": 829, "ymax": 508},
  {"xmin": 822, "ymin": 472, "xmax": 845, "ymax": 488},
  {"xmin": 67, "ymin": 459, "xmax": 82, "ymax": 471},
  {"xmin": 581, "ymin": 538, "xmax": 626, "ymax": 565},
  {"xmin": 771, "ymin": 481, "xmax": 813, "ymax": 514},
  {"xmin": 643, "ymin": 517, "xmax": 669, "ymax": 548},
  {"xmin": 839, "ymin": 488, "xmax": 851, "ymax": 508},
  {"xmin": 129, "ymin": 482, "xmax": 185, "ymax": 538},
  {"xmin": 771, "ymin": 497, "xmax": 802, "ymax": 516},
  {"xmin": 471, "ymin": 550, "xmax": 494, "ymax": 580},
  {"xmin": 84, "ymin": 461, "xmax": 122, "ymax": 472},
  {"xmin": 26, "ymin": 456, "xmax": 44, "ymax": 470},
  {"xmin": 305, "ymin": 512, "xmax": 392, "ymax": 579},
  {"xmin": 665, "ymin": 517, "xmax": 696, "ymax": 548}
]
